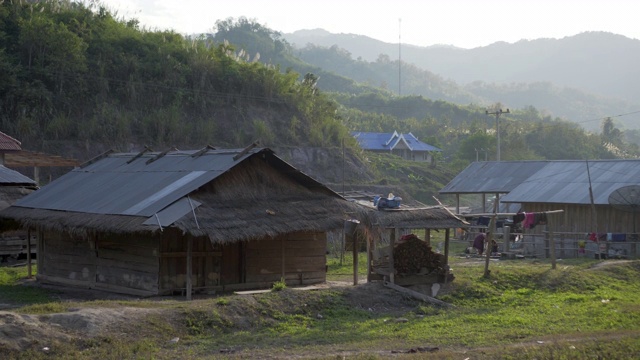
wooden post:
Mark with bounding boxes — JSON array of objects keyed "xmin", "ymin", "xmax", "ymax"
[
  {"xmin": 483, "ymin": 200, "xmax": 499, "ymax": 278},
  {"xmin": 456, "ymin": 193, "xmax": 460, "ymax": 215},
  {"xmin": 37, "ymin": 228, "xmax": 43, "ymax": 275},
  {"xmin": 482, "ymin": 194, "xmax": 486, "ymax": 213},
  {"xmin": 352, "ymin": 233, "xmax": 358, "ymax": 285},
  {"xmin": 548, "ymin": 218, "xmax": 557, "ymax": 269},
  {"xmin": 425, "ymin": 228, "xmax": 431, "ymax": 246},
  {"xmin": 389, "ymin": 228, "xmax": 397, "ymax": 284},
  {"xmin": 340, "ymin": 229, "xmax": 345, "ymax": 266},
  {"xmin": 281, "ymin": 237, "xmax": 286, "ymax": 279},
  {"xmin": 366, "ymin": 234, "xmax": 372, "ymax": 282},
  {"xmin": 90, "ymin": 233, "xmax": 97, "ymax": 288},
  {"xmin": 33, "ymin": 166, "xmax": 40, "ymax": 186},
  {"xmin": 503, "ymin": 225, "xmax": 511, "ymax": 255},
  {"xmin": 26, "ymin": 229, "xmax": 32, "ymax": 278},
  {"xmin": 186, "ymin": 237, "xmax": 193, "ymax": 300},
  {"xmin": 444, "ymin": 228, "xmax": 450, "ymax": 267}
]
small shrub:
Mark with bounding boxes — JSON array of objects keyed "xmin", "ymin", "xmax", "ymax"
[
  {"xmin": 272, "ymin": 278, "xmax": 287, "ymax": 291},
  {"xmin": 216, "ymin": 297, "xmax": 230, "ymax": 306}
]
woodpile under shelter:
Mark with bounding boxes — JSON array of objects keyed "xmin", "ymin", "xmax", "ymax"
[
  {"xmin": 440, "ymin": 160, "xmax": 640, "ymax": 259},
  {"xmin": 343, "ymin": 191, "xmax": 468, "ymax": 286},
  {"xmin": 0, "ymin": 146, "xmax": 364, "ymax": 296}
]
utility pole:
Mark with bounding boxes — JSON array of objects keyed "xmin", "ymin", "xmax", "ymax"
[
  {"xmin": 398, "ymin": 18, "xmax": 402, "ymax": 96},
  {"xmin": 486, "ymin": 108, "xmax": 510, "ymax": 161}
]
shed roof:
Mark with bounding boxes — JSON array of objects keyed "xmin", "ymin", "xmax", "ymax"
[
  {"xmin": 342, "ymin": 190, "xmax": 467, "ymax": 229},
  {"xmin": 13, "ymin": 147, "xmax": 333, "ymax": 217},
  {"xmin": 440, "ymin": 160, "xmax": 640, "ymax": 206},
  {"xmin": 352, "ymin": 131, "xmax": 442, "ymax": 152},
  {"xmin": 0, "ymin": 166, "xmax": 37, "ymax": 186},
  {"xmin": 439, "ymin": 161, "xmax": 548, "ymax": 194},
  {"xmin": 501, "ymin": 160, "xmax": 640, "ymax": 205}
]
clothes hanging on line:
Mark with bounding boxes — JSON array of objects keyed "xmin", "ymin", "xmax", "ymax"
[{"xmin": 514, "ymin": 212, "xmax": 548, "ymax": 229}]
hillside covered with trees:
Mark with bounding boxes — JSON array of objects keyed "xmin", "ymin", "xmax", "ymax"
[
  {"xmin": 1, "ymin": 2, "xmax": 638, "ymax": 204},
  {"xmin": 0, "ymin": 1, "xmax": 351, "ymax": 155}
]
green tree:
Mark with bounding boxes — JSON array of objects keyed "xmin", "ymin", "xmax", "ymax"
[
  {"xmin": 601, "ymin": 117, "xmax": 623, "ymax": 146},
  {"xmin": 457, "ymin": 131, "xmax": 494, "ymax": 162}
]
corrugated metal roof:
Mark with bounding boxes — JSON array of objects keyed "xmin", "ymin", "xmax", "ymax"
[
  {"xmin": 142, "ymin": 197, "xmax": 201, "ymax": 227},
  {"xmin": 352, "ymin": 131, "xmax": 441, "ymax": 152},
  {"xmin": 0, "ymin": 166, "xmax": 36, "ymax": 185},
  {"xmin": 439, "ymin": 161, "xmax": 549, "ymax": 194},
  {"xmin": 501, "ymin": 160, "xmax": 640, "ymax": 205},
  {"xmin": 440, "ymin": 159, "xmax": 640, "ymax": 205},
  {"xmin": 14, "ymin": 148, "xmax": 272, "ymax": 216}
]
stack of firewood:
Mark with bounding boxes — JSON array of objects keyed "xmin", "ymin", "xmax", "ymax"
[{"xmin": 393, "ymin": 234, "xmax": 445, "ymax": 275}]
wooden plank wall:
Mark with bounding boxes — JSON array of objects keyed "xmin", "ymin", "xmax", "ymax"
[
  {"xmin": 525, "ymin": 203, "xmax": 639, "ymax": 234},
  {"xmin": 38, "ymin": 230, "xmax": 161, "ymax": 296},
  {"xmin": 0, "ymin": 230, "xmax": 36, "ymax": 257},
  {"xmin": 39, "ymin": 231, "xmax": 96, "ymax": 287},
  {"xmin": 159, "ymin": 230, "xmax": 221, "ymax": 294},
  {"xmin": 244, "ymin": 231, "xmax": 326, "ymax": 286},
  {"xmin": 95, "ymin": 233, "xmax": 160, "ymax": 296}
]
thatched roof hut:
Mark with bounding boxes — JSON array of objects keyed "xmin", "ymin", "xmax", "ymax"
[{"xmin": 0, "ymin": 146, "xmax": 367, "ymax": 295}]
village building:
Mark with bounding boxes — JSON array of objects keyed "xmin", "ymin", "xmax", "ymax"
[
  {"xmin": 0, "ymin": 130, "xmax": 78, "ymax": 263},
  {"xmin": 352, "ymin": 131, "xmax": 441, "ymax": 163},
  {"xmin": 439, "ymin": 160, "xmax": 640, "ymax": 259},
  {"xmin": 0, "ymin": 166, "xmax": 38, "ymax": 262},
  {"xmin": 0, "ymin": 146, "xmax": 369, "ymax": 296}
]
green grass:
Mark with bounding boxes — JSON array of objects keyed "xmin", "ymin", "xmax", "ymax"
[
  {"xmin": 326, "ymin": 252, "xmax": 368, "ymax": 281},
  {"xmin": 2, "ymin": 260, "xmax": 640, "ymax": 359},
  {"xmin": 0, "ymin": 265, "xmax": 53, "ymax": 305}
]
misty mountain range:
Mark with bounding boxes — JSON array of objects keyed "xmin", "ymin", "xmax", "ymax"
[{"xmin": 284, "ymin": 30, "xmax": 640, "ymax": 131}]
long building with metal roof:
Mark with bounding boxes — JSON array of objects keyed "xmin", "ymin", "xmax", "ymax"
[{"xmin": 440, "ymin": 160, "xmax": 640, "ymax": 235}]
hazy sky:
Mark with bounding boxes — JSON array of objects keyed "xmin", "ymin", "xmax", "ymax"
[{"xmin": 102, "ymin": 0, "xmax": 639, "ymax": 49}]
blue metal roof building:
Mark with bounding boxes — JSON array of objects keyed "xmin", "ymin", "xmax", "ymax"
[{"xmin": 352, "ymin": 131, "xmax": 441, "ymax": 163}]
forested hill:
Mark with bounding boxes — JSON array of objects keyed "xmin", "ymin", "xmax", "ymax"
[
  {"xmin": 285, "ymin": 30, "xmax": 640, "ymax": 132},
  {"xmin": 0, "ymin": 2, "xmax": 351, "ymax": 159},
  {"xmin": 2, "ymin": 3, "xmax": 639, "ymax": 201}
]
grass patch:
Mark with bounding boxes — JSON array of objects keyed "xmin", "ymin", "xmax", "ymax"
[
  {"xmin": 0, "ymin": 265, "xmax": 53, "ymax": 305},
  {"xmin": 2, "ymin": 260, "xmax": 640, "ymax": 359}
]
